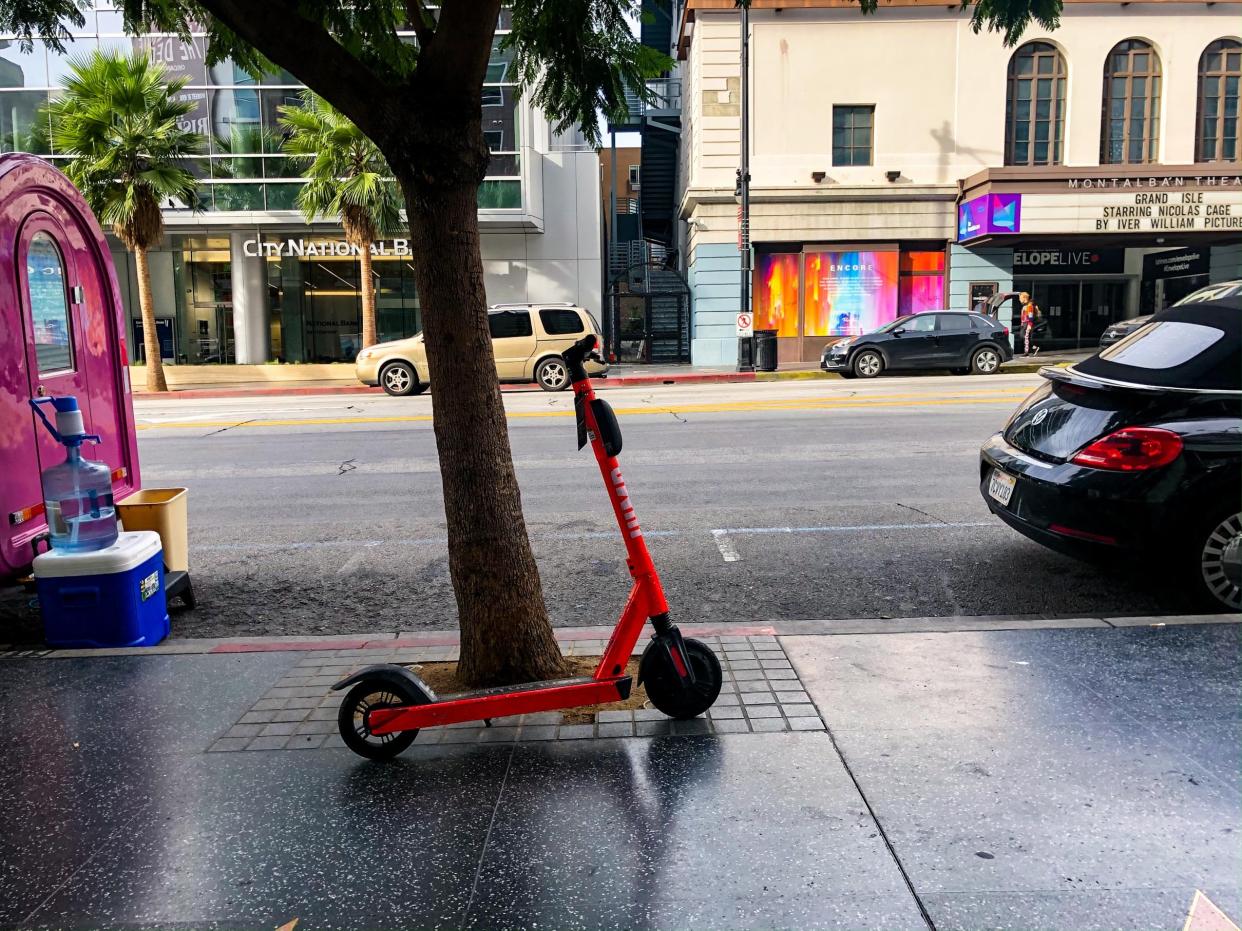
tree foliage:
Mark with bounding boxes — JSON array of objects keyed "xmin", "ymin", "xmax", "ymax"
[
  {"xmin": 45, "ymin": 49, "xmax": 202, "ymax": 250},
  {"xmin": 279, "ymin": 92, "xmax": 402, "ymax": 248},
  {"xmin": 506, "ymin": 2, "xmax": 670, "ymax": 146}
]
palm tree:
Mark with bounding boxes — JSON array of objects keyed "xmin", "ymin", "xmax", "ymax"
[
  {"xmin": 279, "ymin": 91, "xmax": 402, "ymax": 349},
  {"xmin": 47, "ymin": 50, "xmax": 203, "ymax": 393}
]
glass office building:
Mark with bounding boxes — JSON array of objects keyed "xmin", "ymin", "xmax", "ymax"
[{"xmin": 0, "ymin": 5, "xmax": 602, "ymax": 364}]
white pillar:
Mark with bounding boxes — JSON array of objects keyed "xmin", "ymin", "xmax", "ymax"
[{"xmin": 230, "ymin": 230, "xmax": 270, "ymax": 364}]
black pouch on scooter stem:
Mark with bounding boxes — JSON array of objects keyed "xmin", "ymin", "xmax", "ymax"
[
  {"xmin": 591, "ymin": 399, "xmax": 622, "ymax": 457},
  {"xmin": 574, "ymin": 395, "xmax": 622, "ymax": 457}
]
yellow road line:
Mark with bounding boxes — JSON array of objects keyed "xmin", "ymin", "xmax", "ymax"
[{"xmin": 138, "ymin": 392, "xmax": 1032, "ymax": 431}]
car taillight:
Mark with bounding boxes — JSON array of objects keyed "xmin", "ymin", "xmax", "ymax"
[
  {"xmin": 1070, "ymin": 428, "xmax": 1183, "ymax": 471},
  {"xmin": 1002, "ymin": 326, "xmax": 1009, "ymax": 336}
]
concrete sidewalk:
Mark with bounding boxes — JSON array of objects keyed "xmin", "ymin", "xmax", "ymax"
[
  {"xmin": 0, "ymin": 618, "xmax": 1237, "ymax": 930},
  {"xmin": 129, "ymin": 350, "xmax": 1089, "ymax": 400}
]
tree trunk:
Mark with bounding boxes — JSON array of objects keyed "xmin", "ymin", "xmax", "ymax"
[
  {"xmin": 358, "ymin": 244, "xmax": 377, "ymax": 348},
  {"xmin": 400, "ymin": 176, "xmax": 568, "ymax": 687},
  {"xmin": 134, "ymin": 246, "xmax": 167, "ymax": 393}
]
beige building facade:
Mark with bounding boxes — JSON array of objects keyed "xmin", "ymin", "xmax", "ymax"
[{"xmin": 675, "ymin": 0, "xmax": 1242, "ymax": 363}]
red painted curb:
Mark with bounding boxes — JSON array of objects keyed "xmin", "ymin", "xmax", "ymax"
[{"xmin": 136, "ymin": 385, "xmax": 381, "ymax": 400}]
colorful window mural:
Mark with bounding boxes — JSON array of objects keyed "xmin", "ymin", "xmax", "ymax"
[
  {"xmin": 898, "ymin": 250, "xmax": 946, "ymax": 316},
  {"xmin": 754, "ymin": 252, "xmax": 800, "ymax": 337},
  {"xmin": 804, "ymin": 250, "xmax": 899, "ymax": 336}
]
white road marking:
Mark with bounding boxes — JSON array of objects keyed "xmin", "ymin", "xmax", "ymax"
[
  {"xmin": 711, "ymin": 529, "xmax": 742, "ymax": 562},
  {"xmin": 194, "ymin": 522, "xmax": 1002, "ymax": 553},
  {"xmin": 718, "ymin": 522, "xmax": 993, "ymax": 535}
]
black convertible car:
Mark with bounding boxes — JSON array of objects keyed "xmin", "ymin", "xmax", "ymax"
[{"xmin": 980, "ymin": 286, "xmax": 1241, "ymax": 611}]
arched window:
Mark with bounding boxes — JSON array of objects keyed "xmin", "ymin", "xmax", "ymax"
[
  {"xmin": 1101, "ymin": 39, "xmax": 1161, "ymax": 164},
  {"xmin": 1005, "ymin": 42, "xmax": 1067, "ymax": 166},
  {"xmin": 1196, "ymin": 39, "xmax": 1241, "ymax": 163}
]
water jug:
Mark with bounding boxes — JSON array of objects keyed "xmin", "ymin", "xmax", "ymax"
[{"xmin": 30, "ymin": 396, "xmax": 118, "ymax": 552}]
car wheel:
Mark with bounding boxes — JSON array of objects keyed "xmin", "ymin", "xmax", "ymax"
[
  {"xmin": 535, "ymin": 356, "xmax": 570, "ymax": 391},
  {"xmin": 970, "ymin": 346, "xmax": 1001, "ymax": 375},
  {"xmin": 1189, "ymin": 508, "xmax": 1242, "ymax": 612},
  {"xmin": 379, "ymin": 361, "xmax": 421, "ymax": 396},
  {"xmin": 852, "ymin": 350, "xmax": 883, "ymax": 379}
]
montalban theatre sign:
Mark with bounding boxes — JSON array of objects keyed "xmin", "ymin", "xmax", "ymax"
[
  {"xmin": 242, "ymin": 237, "xmax": 412, "ymax": 258},
  {"xmin": 957, "ymin": 169, "xmax": 1242, "ymax": 243}
]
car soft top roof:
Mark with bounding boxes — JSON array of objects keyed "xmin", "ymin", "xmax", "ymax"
[{"xmin": 1069, "ymin": 296, "xmax": 1241, "ymax": 392}]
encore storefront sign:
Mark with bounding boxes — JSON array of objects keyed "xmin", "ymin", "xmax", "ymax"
[{"xmin": 242, "ymin": 238, "xmax": 412, "ymax": 258}]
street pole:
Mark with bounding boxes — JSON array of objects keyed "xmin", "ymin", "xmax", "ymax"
[
  {"xmin": 610, "ymin": 128, "xmax": 618, "ymax": 360},
  {"xmin": 610, "ymin": 129, "xmax": 618, "ymax": 266},
  {"xmin": 736, "ymin": 2, "xmax": 752, "ymax": 372}
]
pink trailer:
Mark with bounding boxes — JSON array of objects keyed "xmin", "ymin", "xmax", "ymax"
[{"xmin": 0, "ymin": 154, "xmax": 141, "ymax": 582}]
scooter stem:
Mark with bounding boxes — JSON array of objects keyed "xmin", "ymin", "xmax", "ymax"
[{"xmin": 563, "ymin": 335, "xmax": 673, "ymax": 674}]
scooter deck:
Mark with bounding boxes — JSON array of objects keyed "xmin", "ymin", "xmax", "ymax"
[{"xmin": 367, "ymin": 673, "xmax": 633, "ymax": 735}]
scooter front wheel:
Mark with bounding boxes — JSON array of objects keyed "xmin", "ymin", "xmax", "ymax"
[
  {"xmin": 338, "ymin": 679, "xmax": 421, "ymax": 760},
  {"xmin": 641, "ymin": 637, "xmax": 723, "ymax": 719}
]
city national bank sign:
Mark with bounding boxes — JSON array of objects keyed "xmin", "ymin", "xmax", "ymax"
[
  {"xmin": 242, "ymin": 237, "xmax": 412, "ymax": 258},
  {"xmin": 958, "ymin": 172, "xmax": 1242, "ymax": 242}
]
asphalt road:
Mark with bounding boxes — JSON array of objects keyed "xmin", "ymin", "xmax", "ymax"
[{"xmin": 4, "ymin": 373, "xmax": 1196, "ymax": 641}]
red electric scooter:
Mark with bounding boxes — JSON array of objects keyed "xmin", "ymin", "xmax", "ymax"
[{"xmin": 333, "ymin": 334, "xmax": 723, "ymax": 759}]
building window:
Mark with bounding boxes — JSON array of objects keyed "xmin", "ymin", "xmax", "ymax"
[
  {"xmin": 1101, "ymin": 39, "xmax": 1162, "ymax": 164},
  {"xmin": 832, "ymin": 105, "xmax": 873, "ymax": 167},
  {"xmin": 1196, "ymin": 39, "xmax": 1241, "ymax": 163},
  {"xmin": 1005, "ymin": 41, "xmax": 1066, "ymax": 166},
  {"xmin": 628, "ymin": 164, "xmax": 640, "ymax": 187},
  {"xmin": 1, "ymin": 23, "xmax": 522, "ymax": 212},
  {"xmin": 26, "ymin": 232, "xmax": 74, "ymax": 373},
  {"xmin": 898, "ymin": 250, "xmax": 946, "ymax": 317}
]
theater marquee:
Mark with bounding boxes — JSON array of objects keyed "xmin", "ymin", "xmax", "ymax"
[
  {"xmin": 1021, "ymin": 189, "xmax": 1242, "ymax": 235},
  {"xmin": 956, "ymin": 166, "xmax": 1242, "ymax": 242}
]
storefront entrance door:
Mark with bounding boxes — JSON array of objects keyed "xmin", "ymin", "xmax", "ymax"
[{"xmin": 1015, "ymin": 278, "xmax": 1129, "ymax": 350}]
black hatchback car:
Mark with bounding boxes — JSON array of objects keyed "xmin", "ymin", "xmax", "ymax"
[
  {"xmin": 980, "ymin": 291, "xmax": 1241, "ymax": 611},
  {"xmin": 822, "ymin": 311, "xmax": 1012, "ymax": 379}
]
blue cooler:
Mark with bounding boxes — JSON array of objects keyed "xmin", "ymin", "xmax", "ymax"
[{"xmin": 34, "ymin": 530, "xmax": 170, "ymax": 648}]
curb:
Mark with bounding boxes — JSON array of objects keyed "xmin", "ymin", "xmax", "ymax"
[
  {"xmin": 133, "ymin": 371, "xmax": 764, "ymax": 400},
  {"xmin": 130, "ymin": 365, "xmax": 1063, "ymax": 400},
  {"xmin": 4, "ymin": 613, "xmax": 1236, "ymax": 659}
]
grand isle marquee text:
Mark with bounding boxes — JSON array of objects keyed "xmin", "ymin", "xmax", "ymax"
[
  {"xmin": 1095, "ymin": 191, "xmax": 1241, "ymax": 232},
  {"xmin": 241, "ymin": 238, "xmax": 411, "ymax": 258}
]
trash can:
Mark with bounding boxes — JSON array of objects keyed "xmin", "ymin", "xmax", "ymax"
[
  {"xmin": 754, "ymin": 329, "xmax": 778, "ymax": 372},
  {"xmin": 116, "ymin": 487, "xmax": 189, "ymax": 572}
]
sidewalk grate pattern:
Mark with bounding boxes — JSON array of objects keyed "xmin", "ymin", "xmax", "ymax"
[{"xmin": 207, "ymin": 636, "xmax": 824, "ymax": 752}]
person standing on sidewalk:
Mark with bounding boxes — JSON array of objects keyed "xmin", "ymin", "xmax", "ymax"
[{"xmin": 1020, "ymin": 292, "xmax": 1042, "ymax": 356}]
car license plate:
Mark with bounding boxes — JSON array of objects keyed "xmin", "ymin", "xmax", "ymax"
[{"xmin": 988, "ymin": 469, "xmax": 1017, "ymax": 507}]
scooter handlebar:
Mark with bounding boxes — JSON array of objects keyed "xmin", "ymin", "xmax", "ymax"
[{"xmin": 562, "ymin": 333, "xmax": 598, "ymax": 384}]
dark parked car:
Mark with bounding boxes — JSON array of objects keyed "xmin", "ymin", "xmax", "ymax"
[
  {"xmin": 980, "ymin": 291, "xmax": 1241, "ymax": 611},
  {"xmin": 822, "ymin": 311, "xmax": 1012, "ymax": 379},
  {"xmin": 1099, "ymin": 314, "xmax": 1153, "ymax": 348}
]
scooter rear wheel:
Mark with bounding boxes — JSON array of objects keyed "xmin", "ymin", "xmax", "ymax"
[
  {"xmin": 641, "ymin": 637, "xmax": 723, "ymax": 719},
  {"xmin": 338, "ymin": 679, "xmax": 421, "ymax": 760}
]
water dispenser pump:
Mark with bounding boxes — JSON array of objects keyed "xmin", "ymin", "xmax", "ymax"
[{"xmin": 30, "ymin": 395, "xmax": 118, "ymax": 552}]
